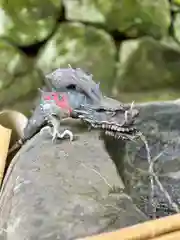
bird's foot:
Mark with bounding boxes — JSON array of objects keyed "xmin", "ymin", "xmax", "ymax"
[
  {"xmin": 51, "ymin": 128, "xmax": 74, "ymax": 142},
  {"xmin": 40, "ymin": 126, "xmax": 73, "ymax": 142},
  {"xmin": 40, "ymin": 126, "xmax": 52, "ymax": 135}
]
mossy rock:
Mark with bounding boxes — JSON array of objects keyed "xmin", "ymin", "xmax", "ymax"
[
  {"xmin": 0, "ymin": 0, "xmax": 62, "ymax": 46},
  {"xmin": 64, "ymin": 0, "xmax": 171, "ymax": 38},
  {"xmin": 36, "ymin": 22, "xmax": 116, "ymax": 94},
  {"xmin": 115, "ymin": 37, "xmax": 180, "ymax": 93},
  {"xmin": 173, "ymin": 13, "xmax": 180, "ymax": 43},
  {"xmin": 0, "ymin": 39, "xmax": 43, "ymax": 115}
]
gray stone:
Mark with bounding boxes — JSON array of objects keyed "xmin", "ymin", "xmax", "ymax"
[
  {"xmin": 0, "ymin": 0, "xmax": 62, "ymax": 46},
  {"xmin": 119, "ymin": 100, "xmax": 180, "ymax": 218},
  {"xmin": 0, "ymin": 126, "xmax": 147, "ymax": 240},
  {"xmin": 36, "ymin": 22, "xmax": 116, "ymax": 95}
]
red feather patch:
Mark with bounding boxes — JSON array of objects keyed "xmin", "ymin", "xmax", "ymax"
[{"xmin": 43, "ymin": 92, "xmax": 72, "ymax": 113}]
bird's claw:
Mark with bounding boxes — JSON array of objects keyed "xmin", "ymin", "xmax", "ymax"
[
  {"xmin": 51, "ymin": 128, "xmax": 74, "ymax": 142},
  {"xmin": 40, "ymin": 126, "xmax": 73, "ymax": 142},
  {"xmin": 40, "ymin": 126, "xmax": 52, "ymax": 135},
  {"xmin": 58, "ymin": 129, "xmax": 74, "ymax": 141}
]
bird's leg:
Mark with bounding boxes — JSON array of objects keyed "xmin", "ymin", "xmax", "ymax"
[
  {"xmin": 48, "ymin": 115, "xmax": 74, "ymax": 142},
  {"xmin": 56, "ymin": 129, "xmax": 73, "ymax": 141},
  {"xmin": 40, "ymin": 126, "xmax": 52, "ymax": 137}
]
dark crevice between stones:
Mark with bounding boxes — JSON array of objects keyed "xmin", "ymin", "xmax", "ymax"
[
  {"xmin": 109, "ymin": 30, "xmax": 126, "ymax": 97},
  {"xmin": 168, "ymin": 0, "xmax": 180, "ymax": 45},
  {"xmin": 19, "ymin": 21, "xmax": 58, "ymax": 57},
  {"xmin": 57, "ymin": 2, "xmax": 66, "ymax": 23},
  {"xmin": 169, "ymin": 0, "xmax": 176, "ymax": 38},
  {"xmin": 20, "ymin": 39, "xmax": 48, "ymax": 58},
  {"xmin": 110, "ymin": 30, "xmax": 126, "ymax": 64},
  {"xmin": 0, "ymin": 36, "xmax": 44, "ymax": 59},
  {"xmin": 110, "ymin": 29, "xmax": 128, "ymax": 44},
  {"xmin": 95, "ymin": 28, "xmax": 127, "ymax": 98},
  {"xmin": 170, "ymin": 13, "xmax": 180, "ymax": 45},
  {"xmin": 19, "ymin": 5, "xmax": 66, "ymax": 57}
]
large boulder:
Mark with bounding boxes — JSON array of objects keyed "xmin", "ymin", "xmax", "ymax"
[
  {"xmin": 0, "ymin": 39, "xmax": 43, "ymax": 115},
  {"xmin": 115, "ymin": 37, "xmax": 180, "ymax": 94},
  {"xmin": 118, "ymin": 100, "xmax": 180, "ymax": 218},
  {"xmin": 0, "ymin": 126, "xmax": 147, "ymax": 240},
  {"xmin": 63, "ymin": 0, "xmax": 171, "ymax": 38},
  {"xmin": 0, "ymin": 0, "xmax": 62, "ymax": 46},
  {"xmin": 36, "ymin": 22, "xmax": 116, "ymax": 94}
]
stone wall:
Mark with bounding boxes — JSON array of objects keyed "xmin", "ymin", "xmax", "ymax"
[{"xmin": 1, "ymin": 0, "xmax": 180, "ymax": 114}]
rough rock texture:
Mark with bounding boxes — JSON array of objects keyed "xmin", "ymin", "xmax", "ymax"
[
  {"xmin": 63, "ymin": 0, "xmax": 108, "ymax": 24},
  {"xmin": 173, "ymin": 13, "xmax": 180, "ymax": 43},
  {"xmin": 0, "ymin": 127, "xmax": 147, "ymax": 240},
  {"xmin": 0, "ymin": 0, "xmax": 62, "ymax": 46},
  {"xmin": 115, "ymin": 37, "xmax": 180, "ymax": 92},
  {"xmin": 37, "ymin": 22, "xmax": 116, "ymax": 94},
  {"xmin": 0, "ymin": 39, "xmax": 43, "ymax": 115},
  {"xmin": 118, "ymin": 100, "xmax": 180, "ymax": 218},
  {"xmin": 63, "ymin": 0, "xmax": 171, "ymax": 38}
]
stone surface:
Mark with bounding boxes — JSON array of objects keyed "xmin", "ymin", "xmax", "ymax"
[
  {"xmin": 0, "ymin": 39, "xmax": 43, "ymax": 115},
  {"xmin": 36, "ymin": 22, "xmax": 116, "ymax": 94},
  {"xmin": 63, "ymin": 0, "xmax": 107, "ymax": 24},
  {"xmin": 0, "ymin": 127, "xmax": 147, "ymax": 239},
  {"xmin": 63, "ymin": 0, "xmax": 171, "ymax": 38},
  {"xmin": 115, "ymin": 37, "xmax": 180, "ymax": 93},
  {"xmin": 118, "ymin": 100, "xmax": 180, "ymax": 218},
  {"xmin": 0, "ymin": 0, "xmax": 62, "ymax": 46},
  {"xmin": 173, "ymin": 13, "xmax": 180, "ymax": 43}
]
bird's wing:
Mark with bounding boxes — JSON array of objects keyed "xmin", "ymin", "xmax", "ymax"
[{"xmin": 44, "ymin": 67, "xmax": 102, "ymax": 104}]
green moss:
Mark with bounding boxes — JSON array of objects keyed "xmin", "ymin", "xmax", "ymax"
[
  {"xmin": 0, "ymin": 38, "xmax": 43, "ymax": 113},
  {"xmin": 64, "ymin": 0, "xmax": 171, "ymax": 38},
  {"xmin": 116, "ymin": 37, "xmax": 180, "ymax": 93},
  {"xmin": 0, "ymin": 0, "xmax": 62, "ymax": 46}
]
